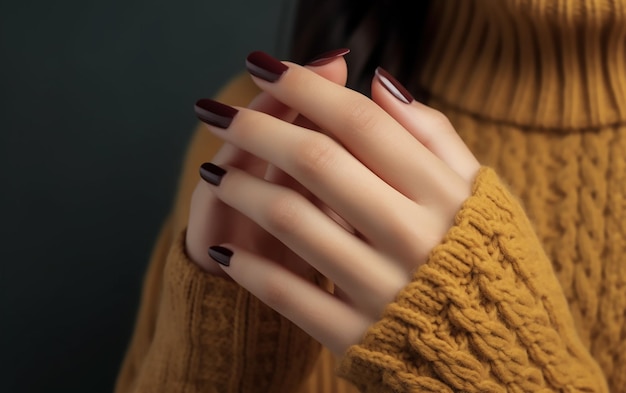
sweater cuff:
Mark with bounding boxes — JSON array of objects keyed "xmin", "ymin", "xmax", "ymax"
[
  {"xmin": 134, "ymin": 229, "xmax": 321, "ymax": 392},
  {"xmin": 338, "ymin": 167, "xmax": 606, "ymax": 392}
]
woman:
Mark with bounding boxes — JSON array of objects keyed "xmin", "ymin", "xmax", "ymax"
[{"xmin": 115, "ymin": 0, "xmax": 624, "ymax": 392}]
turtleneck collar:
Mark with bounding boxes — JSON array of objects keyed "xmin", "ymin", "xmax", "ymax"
[{"xmin": 418, "ymin": 0, "xmax": 626, "ymax": 131}]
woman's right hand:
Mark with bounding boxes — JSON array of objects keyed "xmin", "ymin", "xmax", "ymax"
[{"xmin": 185, "ymin": 50, "xmax": 350, "ymax": 277}]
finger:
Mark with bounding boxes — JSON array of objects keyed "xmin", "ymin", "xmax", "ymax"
[
  {"xmin": 371, "ymin": 67, "xmax": 480, "ymax": 183},
  {"xmin": 263, "ymin": 53, "xmax": 349, "ymax": 185},
  {"xmin": 203, "ymin": 53, "xmax": 350, "ymax": 173},
  {"xmin": 265, "ymin": 51, "xmax": 351, "ymax": 181},
  {"xmin": 203, "ymin": 164, "xmax": 408, "ymax": 317},
  {"xmin": 264, "ymin": 164, "xmax": 357, "ymax": 239},
  {"xmin": 244, "ymin": 51, "xmax": 467, "ymax": 205},
  {"xmin": 187, "ymin": 56, "xmax": 349, "ymax": 271},
  {"xmin": 187, "ymin": 89, "xmax": 277, "ymax": 274},
  {"xmin": 209, "ymin": 244, "xmax": 373, "ymax": 355},
  {"xmin": 208, "ymin": 91, "xmax": 294, "ymax": 177},
  {"xmin": 186, "ymin": 181, "xmax": 240, "ymax": 275},
  {"xmin": 199, "ymin": 104, "xmax": 448, "ymax": 266}
]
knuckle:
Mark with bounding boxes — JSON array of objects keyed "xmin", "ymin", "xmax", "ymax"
[
  {"xmin": 421, "ymin": 109, "xmax": 453, "ymax": 149},
  {"xmin": 264, "ymin": 192, "xmax": 304, "ymax": 234},
  {"xmin": 293, "ymin": 135, "xmax": 337, "ymax": 178},
  {"xmin": 342, "ymin": 97, "xmax": 379, "ymax": 134},
  {"xmin": 428, "ymin": 108, "xmax": 452, "ymax": 128},
  {"xmin": 419, "ymin": 131, "xmax": 437, "ymax": 151}
]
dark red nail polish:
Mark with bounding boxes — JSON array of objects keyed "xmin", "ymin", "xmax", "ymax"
[
  {"xmin": 209, "ymin": 246, "xmax": 233, "ymax": 267},
  {"xmin": 306, "ymin": 48, "xmax": 351, "ymax": 66},
  {"xmin": 374, "ymin": 67, "xmax": 414, "ymax": 104},
  {"xmin": 246, "ymin": 51, "xmax": 288, "ymax": 82},
  {"xmin": 194, "ymin": 99, "xmax": 238, "ymax": 129},
  {"xmin": 199, "ymin": 162, "xmax": 227, "ymax": 186}
]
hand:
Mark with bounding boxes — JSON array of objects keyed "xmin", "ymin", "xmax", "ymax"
[
  {"xmin": 196, "ymin": 52, "xmax": 480, "ymax": 355},
  {"xmin": 186, "ymin": 51, "xmax": 349, "ymax": 277}
]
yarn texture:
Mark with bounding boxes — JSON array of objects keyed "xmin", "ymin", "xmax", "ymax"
[{"xmin": 115, "ymin": 0, "xmax": 626, "ymax": 391}]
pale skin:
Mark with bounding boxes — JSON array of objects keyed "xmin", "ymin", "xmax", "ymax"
[{"xmin": 186, "ymin": 54, "xmax": 480, "ymax": 355}]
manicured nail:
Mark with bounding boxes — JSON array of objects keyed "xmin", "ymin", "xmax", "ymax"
[
  {"xmin": 246, "ymin": 51, "xmax": 288, "ymax": 82},
  {"xmin": 208, "ymin": 246, "xmax": 233, "ymax": 267},
  {"xmin": 194, "ymin": 98, "xmax": 238, "ymax": 129},
  {"xmin": 199, "ymin": 162, "xmax": 227, "ymax": 186},
  {"xmin": 306, "ymin": 48, "xmax": 351, "ymax": 66},
  {"xmin": 374, "ymin": 67, "xmax": 414, "ymax": 104}
]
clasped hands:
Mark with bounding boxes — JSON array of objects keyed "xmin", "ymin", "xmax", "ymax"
[{"xmin": 186, "ymin": 50, "xmax": 480, "ymax": 355}]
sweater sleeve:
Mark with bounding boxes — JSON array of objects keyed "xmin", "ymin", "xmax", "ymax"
[
  {"xmin": 337, "ymin": 167, "xmax": 609, "ymax": 393},
  {"xmin": 116, "ymin": 227, "xmax": 320, "ymax": 393},
  {"xmin": 114, "ymin": 73, "xmax": 322, "ymax": 393}
]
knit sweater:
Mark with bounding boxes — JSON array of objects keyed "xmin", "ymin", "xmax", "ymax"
[{"xmin": 115, "ymin": 0, "xmax": 626, "ymax": 392}]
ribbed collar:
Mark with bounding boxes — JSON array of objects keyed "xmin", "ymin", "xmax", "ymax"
[{"xmin": 418, "ymin": 0, "xmax": 626, "ymax": 131}]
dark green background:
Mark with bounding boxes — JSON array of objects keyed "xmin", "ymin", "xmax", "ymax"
[{"xmin": 0, "ymin": 1, "xmax": 288, "ymax": 391}]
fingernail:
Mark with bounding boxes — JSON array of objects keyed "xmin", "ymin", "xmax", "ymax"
[
  {"xmin": 199, "ymin": 162, "xmax": 227, "ymax": 186},
  {"xmin": 246, "ymin": 51, "xmax": 288, "ymax": 82},
  {"xmin": 208, "ymin": 246, "xmax": 233, "ymax": 267},
  {"xmin": 194, "ymin": 98, "xmax": 238, "ymax": 129},
  {"xmin": 374, "ymin": 67, "xmax": 414, "ymax": 104},
  {"xmin": 306, "ymin": 48, "xmax": 351, "ymax": 66}
]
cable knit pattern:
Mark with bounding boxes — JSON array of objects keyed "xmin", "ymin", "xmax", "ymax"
[
  {"xmin": 413, "ymin": 0, "xmax": 626, "ymax": 390},
  {"xmin": 127, "ymin": 230, "xmax": 321, "ymax": 393},
  {"xmin": 338, "ymin": 168, "xmax": 608, "ymax": 392},
  {"xmin": 116, "ymin": 0, "xmax": 626, "ymax": 391},
  {"xmin": 445, "ymin": 112, "xmax": 626, "ymax": 380}
]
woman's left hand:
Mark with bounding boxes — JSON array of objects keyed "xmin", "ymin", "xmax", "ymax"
[{"xmin": 195, "ymin": 52, "xmax": 480, "ymax": 355}]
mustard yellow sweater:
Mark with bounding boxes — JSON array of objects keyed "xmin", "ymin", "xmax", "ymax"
[{"xmin": 115, "ymin": 0, "xmax": 626, "ymax": 391}]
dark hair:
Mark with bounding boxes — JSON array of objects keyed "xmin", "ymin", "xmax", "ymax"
[{"xmin": 288, "ymin": 0, "xmax": 433, "ymax": 97}]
